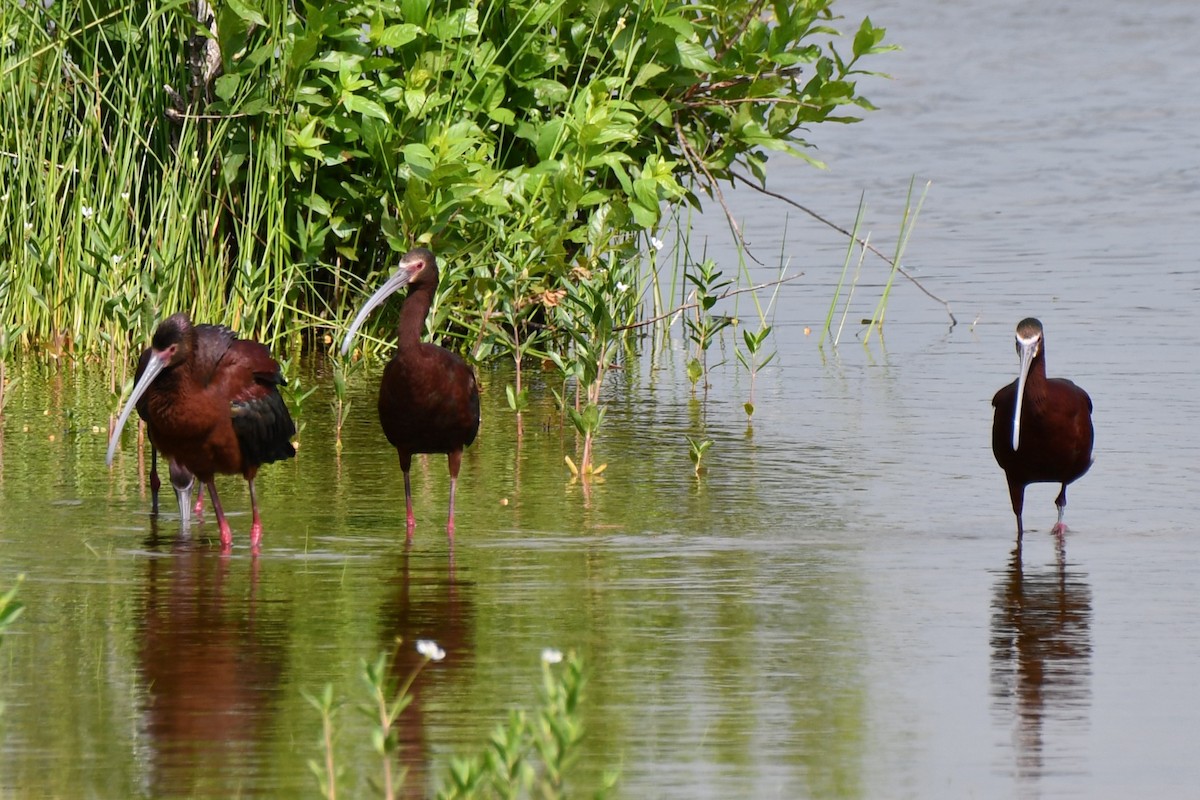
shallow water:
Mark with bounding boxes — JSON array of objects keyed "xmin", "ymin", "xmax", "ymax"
[{"xmin": 2, "ymin": 0, "xmax": 1200, "ymax": 797}]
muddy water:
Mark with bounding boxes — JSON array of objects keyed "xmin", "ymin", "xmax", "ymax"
[{"xmin": 2, "ymin": 0, "xmax": 1199, "ymax": 797}]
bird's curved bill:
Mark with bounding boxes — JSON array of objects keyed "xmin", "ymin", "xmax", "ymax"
[
  {"xmin": 1011, "ymin": 336, "xmax": 1038, "ymax": 451},
  {"xmin": 105, "ymin": 351, "xmax": 167, "ymax": 467},
  {"xmin": 170, "ymin": 460, "xmax": 194, "ymax": 527},
  {"xmin": 340, "ymin": 260, "xmax": 420, "ymax": 356}
]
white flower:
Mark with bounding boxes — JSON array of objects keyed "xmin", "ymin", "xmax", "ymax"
[
  {"xmin": 80, "ymin": 205, "xmax": 94, "ymax": 219},
  {"xmin": 416, "ymin": 639, "xmax": 445, "ymax": 662},
  {"xmin": 649, "ymin": 236, "xmax": 664, "ymax": 252},
  {"xmin": 616, "ymin": 281, "xmax": 630, "ymax": 293},
  {"xmin": 24, "ymin": 222, "xmax": 33, "ymax": 232},
  {"xmin": 111, "ymin": 254, "xmax": 122, "ymax": 264},
  {"xmin": 541, "ymin": 648, "xmax": 563, "ymax": 665},
  {"xmin": 120, "ymin": 192, "xmax": 130, "ymax": 201}
]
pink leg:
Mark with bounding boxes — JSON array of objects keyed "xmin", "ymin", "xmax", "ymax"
[
  {"xmin": 399, "ymin": 452, "xmax": 415, "ymax": 541},
  {"xmin": 247, "ymin": 478, "xmax": 263, "ymax": 551},
  {"xmin": 446, "ymin": 448, "xmax": 462, "ymax": 540},
  {"xmin": 404, "ymin": 470, "xmax": 416, "ymax": 541},
  {"xmin": 206, "ymin": 479, "xmax": 233, "ymax": 551},
  {"xmin": 193, "ymin": 491, "xmax": 205, "ymax": 517},
  {"xmin": 1051, "ymin": 484, "xmax": 1070, "ymax": 535}
]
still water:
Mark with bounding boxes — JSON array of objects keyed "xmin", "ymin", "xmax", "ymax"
[{"xmin": 2, "ymin": 0, "xmax": 1199, "ymax": 797}]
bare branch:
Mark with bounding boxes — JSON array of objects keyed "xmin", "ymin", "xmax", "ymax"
[
  {"xmin": 729, "ymin": 170, "xmax": 957, "ymax": 326},
  {"xmin": 673, "ymin": 120, "xmax": 765, "ymax": 266},
  {"xmin": 616, "ymin": 272, "xmax": 805, "ymax": 331}
]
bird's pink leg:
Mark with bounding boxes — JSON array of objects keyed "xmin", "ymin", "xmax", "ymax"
[
  {"xmin": 446, "ymin": 449, "xmax": 462, "ymax": 540},
  {"xmin": 403, "ymin": 470, "xmax": 416, "ymax": 541},
  {"xmin": 206, "ymin": 479, "xmax": 233, "ymax": 551},
  {"xmin": 247, "ymin": 478, "xmax": 263, "ymax": 551},
  {"xmin": 193, "ymin": 491, "xmax": 204, "ymax": 517},
  {"xmin": 1051, "ymin": 484, "xmax": 1070, "ymax": 535}
]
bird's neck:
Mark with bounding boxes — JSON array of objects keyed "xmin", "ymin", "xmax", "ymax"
[
  {"xmin": 1023, "ymin": 352, "xmax": 1049, "ymax": 398},
  {"xmin": 396, "ymin": 287, "xmax": 433, "ymax": 350}
]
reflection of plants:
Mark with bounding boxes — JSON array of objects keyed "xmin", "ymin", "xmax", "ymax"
[{"xmin": 0, "ymin": 577, "xmax": 23, "ymax": 716}]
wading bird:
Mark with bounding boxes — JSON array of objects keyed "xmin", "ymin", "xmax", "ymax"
[
  {"xmin": 108, "ymin": 313, "xmax": 296, "ymax": 550},
  {"xmin": 992, "ymin": 318, "xmax": 1093, "ymax": 538},
  {"xmin": 137, "ymin": 345, "xmax": 200, "ymax": 525},
  {"xmin": 340, "ymin": 247, "xmax": 480, "ymax": 540}
]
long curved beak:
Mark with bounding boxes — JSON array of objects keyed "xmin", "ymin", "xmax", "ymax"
[
  {"xmin": 340, "ymin": 259, "xmax": 420, "ymax": 356},
  {"xmin": 1011, "ymin": 337, "xmax": 1038, "ymax": 451},
  {"xmin": 169, "ymin": 459, "xmax": 195, "ymax": 528},
  {"xmin": 106, "ymin": 350, "xmax": 168, "ymax": 466}
]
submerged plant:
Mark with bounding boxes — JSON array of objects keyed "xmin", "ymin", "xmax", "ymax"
[
  {"xmin": 682, "ymin": 259, "xmax": 733, "ymax": 394},
  {"xmin": 735, "ymin": 325, "xmax": 776, "ymax": 420},
  {"xmin": 686, "ymin": 436, "xmax": 713, "ymax": 477}
]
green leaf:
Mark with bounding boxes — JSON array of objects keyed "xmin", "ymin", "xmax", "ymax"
[
  {"xmin": 675, "ymin": 39, "xmax": 719, "ymax": 72},
  {"xmin": 343, "ymin": 93, "xmax": 390, "ymax": 122},
  {"xmin": 225, "ymin": 0, "xmax": 267, "ymax": 27}
]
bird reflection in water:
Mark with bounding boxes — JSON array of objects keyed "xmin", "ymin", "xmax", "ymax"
[
  {"xmin": 135, "ymin": 519, "xmax": 288, "ymax": 797},
  {"xmin": 378, "ymin": 547, "xmax": 475, "ymax": 798},
  {"xmin": 990, "ymin": 540, "xmax": 1091, "ymax": 782}
]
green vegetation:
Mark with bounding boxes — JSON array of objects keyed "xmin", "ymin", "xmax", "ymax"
[
  {"xmin": 1, "ymin": 0, "xmax": 894, "ymax": 367},
  {"xmin": 306, "ymin": 643, "xmax": 605, "ymax": 799}
]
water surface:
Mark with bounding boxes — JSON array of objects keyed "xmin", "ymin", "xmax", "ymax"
[{"xmin": 2, "ymin": 0, "xmax": 1199, "ymax": 797}]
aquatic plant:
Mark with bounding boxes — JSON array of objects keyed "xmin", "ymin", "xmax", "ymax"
[
  {"xmin": 437, "ymin": 649, "xmax": 609, "ymax": 800},
  {"xmin": 686, "ymin": 436, "xmax": 713, "ymax": 477},
  {"xmin": 304, "ymin": 644, "xmax": 607, "ymax": 799},
  {"xmin": 682, "ymin": 259, "xmax": 734, "ymax": 395},
  {"xmin": 735, "ymin": 325, "xmax": 776, "ymax": 420}
]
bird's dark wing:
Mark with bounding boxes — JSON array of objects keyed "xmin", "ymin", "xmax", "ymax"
[
  {"xmin": 221, "ymin": 339, "xmax": 297, "ymax": 466},
  {"xmin": 191, "ymin": 324, "xmax": 238, "ymax": 386}
]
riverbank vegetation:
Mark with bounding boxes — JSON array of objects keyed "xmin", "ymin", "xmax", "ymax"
[{"xmin": 0, "ymin": 0, "xmax": 893, "ymax": 372}]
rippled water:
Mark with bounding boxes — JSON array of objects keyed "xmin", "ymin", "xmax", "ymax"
[{"xmin": 2, "ymin": 0, "xmax": 1199, "ymax": 797}]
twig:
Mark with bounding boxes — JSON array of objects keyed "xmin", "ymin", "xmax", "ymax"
[
  {"xmin": 673, "ymin": 121, "xmax": 765, "ymax": 266},
  {"xmin": 616, "ymin": 272, "xmax": 804, "ymax": 331},
  {"xmin": 729, "ymin": 170, "xmax": 957, "ymax": 326}
]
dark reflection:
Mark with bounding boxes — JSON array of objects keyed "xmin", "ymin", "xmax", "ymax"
[
  {"xmin": 379, "ymin": 547, "xmax": 475, "ymax": 799},
  {"xmin": 990, "ymin": 540, "xmax": 1092, "ymax": 780},
  {"xmin": 136, "ymin": 520, "xmax": 289, "ymax": 798}
]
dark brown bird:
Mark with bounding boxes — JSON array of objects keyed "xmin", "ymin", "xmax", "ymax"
[
  {"xmin": 137, "ymin": 345, "xmax": 199, "ymax": 524},
  {"xmin": 341, "ymin": 248, "xmax": 480, "ymax": 540},
  {"xmin": 108, "ymin": 313, "xmax": 296, "ymax": 550},
  {"xmin": 992, "ymin": 318, "xmax": 1093, "ymax": 538}
]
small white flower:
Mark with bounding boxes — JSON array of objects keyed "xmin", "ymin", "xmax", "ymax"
[
  {"xmin": 416, "ymin": 639, "xmax": 445, "ymax": 662},
  {"xmin": 24, "ymin": 222, "xmax": 33, "ymax": 232},
  {"xmin": 120, "ymin": 192, "xmax": 130, "ymax": 201},
  {"xmin": 81, "ymin": 205, "xmax": 94, "ymax": 219},
  {"xmin": 649, "ymin": 236, "xmax": 664, "ymax": 252},
  {"xmin": 541, "ymin": 648, "xmax": 563, "ymax": 665},
  {"xmin": 616, "ymin": 281, "xmax": 630, "ymax": 293},
  {"xmin": 111, "ymin": 254, "xmax": 123, "ymax": 264}
]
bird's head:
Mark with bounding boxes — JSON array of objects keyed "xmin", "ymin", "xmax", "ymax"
[{"xmin": 340, "ymin": 247, "xmax": 440, "ymax": 356}]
